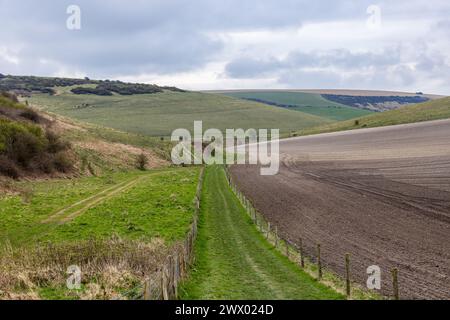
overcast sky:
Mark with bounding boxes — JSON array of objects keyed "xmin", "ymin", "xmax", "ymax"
[{"xmin": 1, "ymin": 0, "xmax": 449, "ymax": 94}]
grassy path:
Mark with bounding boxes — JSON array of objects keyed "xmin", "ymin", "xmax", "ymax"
[{"xmin": 180, "ymin": 166, "xmax": 343, "ymax": 300}]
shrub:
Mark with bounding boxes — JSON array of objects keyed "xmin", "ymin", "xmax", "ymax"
[
  {"xmin": 20, "ymin": 109, "xmax": 41, "ymax": 123},
  {"xmin": 136, "ymin": 153, "xmax": 148, "ymax": 171},
  {"xmin": 1, "ymin": 91, "xmax": 19, "ymax": 103},
  {"xmin": 45, "ymin": 131, "xmax": 71, "ymax": 154},
  {"xmin": 71, "ymin": 87, "xmax": 113, "ymax": 96},
  {"xmin": 354, "ymin": 120, "xmax": 360, "ymax": 126},
  {"xmin": 53, "ymin": 152, "xmax": 73, "ymax": 173},
  {"xmin": 0, "ymin": 155, "xmax": 20, "ymax": 179},
  {"xmin": 32, "ymin": 153, "xmax": 55, "ymax": 174},
  {"xmin": 6, "ymin": 131, "xmax": 45, "ymax": 167}
]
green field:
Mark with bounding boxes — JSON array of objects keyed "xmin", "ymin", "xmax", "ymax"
[
  {"xmin": 296, "ymin": 96, "xmax": 450, "ymax": 136},
  {"xmin": 29, "ymin": 91, "xmax": 332, "ymax": 137},
  {"xmin": 223, "ymin": 91, "xmax": 373, "ymax": 121},
  {"xmin": 180, "ymin": 166, "xmax": 343, "ymax": 300},
  {"xmin": 0, "ymin": 167, "xmax": 199, "ymax": 246}
]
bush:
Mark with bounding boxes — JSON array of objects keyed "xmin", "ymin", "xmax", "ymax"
[
  {"xmin": 6, "ymin": 131, "xmax": 45, "ymax": 167},
  {"xmin": 136, "ymin": 153, "xmax": 148, "ymax": 171},
  {"xmin": 0, "ymin": 155, "xmax": 20, "ymax": 179},
  {"xmin": 71, "ymin": 87, "xmax": 113, "ymax": 96},
  {"xmin": 20, "ymin": 109, "xmax": 41, "ymax": 123},
  {"xmin": 354, "ymin": 120, "xmax": 360, "ymax": 126},
  {"xmin": 46, "ymin": 131, "xmax": 71, "ymax": 154},
  {"xmin": 32, "ymin": 153, "xmax": 55, "ymax": 174},
  {"xmin": 53, "ymin": 152, "xmax": 72, "ymax": 173},
  {"xmin": 1, "ymin": 91, "xmax": 18, "ymax": 103}
]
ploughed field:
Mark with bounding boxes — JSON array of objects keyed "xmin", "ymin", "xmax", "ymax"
[{"xmin": 230, "ymin": 119, "xmax": 450, "ymax": 299}]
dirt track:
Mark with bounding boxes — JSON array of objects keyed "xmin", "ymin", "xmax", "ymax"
[{"xmin": 230, "ymin": 119, "xmax": 450, "ymax": 299}]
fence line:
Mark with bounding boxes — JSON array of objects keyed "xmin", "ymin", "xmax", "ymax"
[
  {"xmin": 142, "ymin": 166, "xmax": 205, "ymax": 300},
  {"xmin": 223, "ymin": 165, "xmax": 398, "ymax": 300}
]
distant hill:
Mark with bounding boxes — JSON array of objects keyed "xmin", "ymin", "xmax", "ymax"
[
  {"xmin": 29, "ymin": 91, "xmax": 332, "ymax": 137},
  {"xmin": 211, "ymin": 89, "xmax": 444, "ymax": 114},
  {"xmin": 294, "ymin": 96, "xmax": 450, "ymax": 136},
  {"xmin": 219, "ymin": 91, "xmax": 373, "ymax": 121}
]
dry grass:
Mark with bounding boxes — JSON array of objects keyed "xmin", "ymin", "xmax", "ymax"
[{"xmin": 0, "ymin": 236, "xmax": 172, "ymax": 300}]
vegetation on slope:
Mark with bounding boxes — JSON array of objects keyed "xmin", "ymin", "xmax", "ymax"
[
  {"xmin": 0, "ymin": 93, "xmax": 73, "ymax": 179},
  {"xmin": 29, "ymin": 91, "xmax": 332, "ymax": 136},
  {"xmin": 294, "ymin": 96, "xmax": 450, "ymax": 136},
  {"xmin": 180, "ymin": 166, "xmax": 343, "ymax": 300},
  {"xmin": 223, "ymin": 91, "xmax": 373, "ymax": 121}
]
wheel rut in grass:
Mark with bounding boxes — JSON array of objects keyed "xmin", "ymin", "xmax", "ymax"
[{"xmin": 42, "ymin": 172, "xmax": 161, "ymax": 224}]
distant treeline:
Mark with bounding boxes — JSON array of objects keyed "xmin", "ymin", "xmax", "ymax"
[
  {"xmin": 71, "ymin": 82, "xmax": 185, "ymax": 96},
  {"xmin": 0, "ymin": 74, "xmax": 185, "ymax": 96},
  {"xmin": 322, "ymin": 94, "xmax": 429, "ymax": 108}
]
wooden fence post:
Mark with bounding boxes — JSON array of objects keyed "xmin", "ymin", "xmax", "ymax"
[
  {"xmin": 392, "ymin": 268, "xmax": 399, "ymax": 300},
  {"xmin": 345, "ymin": 253, "xmax": 351, "ymax": 298},
  {"xmin": 317, "ymin": 244, "xmax": 322, "ymax": 280},
  {"xmin": 299, "ymin": 238, "xmax": 305, "ymax": 268},
  {"xmin": 161, "ymin": 267, "xmax": 169, "ymax": 300},
  {"xmin": 275, "ymin": 227, "xmax": 279, "ymax": 248},
  {"xmin": 143, "ymin": 279, "xmax": 151, "ymax": 300},
  {"xmin": 174, "ymin": 254, "xmax": 179, "ymax": 299}
]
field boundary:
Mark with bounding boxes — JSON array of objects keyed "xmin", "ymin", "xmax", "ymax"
[
  {"xmin": 223, "ymin": 166, "xmax": 392, "ymax": 300},
  {"xmin": 141, "ymin": 166, "xmax": 205, "ymax": 300}
]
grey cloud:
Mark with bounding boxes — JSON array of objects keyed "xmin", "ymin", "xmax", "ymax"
[
  {"xmin": 225, "ymin": 47, "xmax": 446, "ymax": 90},
  {"xmin": 0, "ymin": 0, "xmax": 376, "ymax": 78},
  {"xmin": 0, "ymin": 0, "xmax": 449, "ymax": 94},
  {"xmin": 225, "ymin": 48, "xmax": 403, "ymax": 79}
]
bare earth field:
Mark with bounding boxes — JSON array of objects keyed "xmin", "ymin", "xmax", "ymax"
[{"xmin": 230, "ymin": 119, "xmax": 450, "ymax": 299}]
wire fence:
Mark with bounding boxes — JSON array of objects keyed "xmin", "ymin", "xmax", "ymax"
[
  {"xmin": 141, "ymin": 166, "xmax": 204, "ymax": 300},
  {"xmin": 223, "ymin": 165, "xmax": 399, "ymax": 300}
]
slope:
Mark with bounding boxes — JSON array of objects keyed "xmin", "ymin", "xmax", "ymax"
[
  {"xmin": 296, "ymin": 96, "xmax": 450, "ymax": 136},
  {"xmin": 29, "ymin": 91, "xmax": 332, "ymax": 137}
]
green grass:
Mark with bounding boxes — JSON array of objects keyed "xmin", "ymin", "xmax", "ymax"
[
  {"xmin": 223, "ymin": 91, "xmax": 373, "ymax": 121},
  {"xmin": 29, "ymin": 91, "xmax": 331, "ymax": 137},
  {"xmin": 0, "ymin": 167, "xmax": 199, "ymax": 246},
  {"xmin": 296, "ymin": 96, "xmax": 450, "ymax": 136},
  {"xmin": 180, "ymin": 166, "xmax": 343, "ymax": 300}
]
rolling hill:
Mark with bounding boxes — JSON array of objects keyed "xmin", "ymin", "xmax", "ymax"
[
  {"xmin": 29, "ymin": 91, "xmax": 333, "ymax": 137},
  {"xmin": 295, "ymin": 96, "xmax": 450, "ymax": 136},
  {"xmin": 219, "ymin": 91, "xmax": 373, "ymax": 121}
]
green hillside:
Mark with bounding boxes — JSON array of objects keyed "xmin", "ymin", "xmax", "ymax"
[
  {"xmin": 223, "ymin": 91, "xmax": 373, "ymax": 121},
  {"xmin": 296, "ymin": 96, "xmax": 450, "ymax": 136},
  {"xmin": 29, "ymin": 91, "xmax": 332, "ymax": 137}
]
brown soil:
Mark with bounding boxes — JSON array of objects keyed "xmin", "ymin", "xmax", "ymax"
[{"xmin": 230, "ymin": 119, "xmax": 450, "ymax": 299}]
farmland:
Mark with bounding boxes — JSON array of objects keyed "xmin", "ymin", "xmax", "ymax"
[
  {"xmin": 230, "ymin": 118, "xmax": 450, "ymax": 299},
  {"xmin": 29, "ymin": 91, "xmax": 331, "ymax": 137},
  {"xmin": 221, "ymin": 91, "xmax": 373, "ymax": 121}
]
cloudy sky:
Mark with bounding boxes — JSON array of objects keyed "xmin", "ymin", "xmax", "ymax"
[{"xmin": 1, "ymin": 0, "xmax": 449, "ymax": 94}]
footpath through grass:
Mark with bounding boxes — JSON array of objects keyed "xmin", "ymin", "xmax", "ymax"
[{"xmin": 180, "ymin": 166, "xmax": 343, "ymax": 300}]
